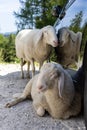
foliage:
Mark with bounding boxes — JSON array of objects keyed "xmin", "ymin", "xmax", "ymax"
[
  {"xmin": 50, "ymin": 48, "xmax": 58, "ymax": 62},
  {"xmin": 14, "ymin": 0, "xmax": 44, "ymax": 30},
  {"xmin": 0, "ymin": 34, "xmax": 17, "ymax": 63},
  {"xmin": 0, "ymin": 34, "xmax": 7, "ymax": 62},
  {"xmin": 35, "ymin": 0, "xmax": 56, "ymax": 28},
  {"xmin": 69, "ymin": 11, "xmax": 83, "ymax": 32}
]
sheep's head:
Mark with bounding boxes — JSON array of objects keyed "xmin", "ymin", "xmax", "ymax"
[
  {"xmin": 57, "ymin": 27, "xmax": 76, "ymax": 47},
  {"xmin": 57, "ymin": 27, "xmax": 70, "ymax": 47},
  {"xmin": 42, "ymin": 25, "xmax": 58, "ymax": 47},
  {"xmin": 36, "ymin": 62, "xmax": 65, "ymax": 98}
]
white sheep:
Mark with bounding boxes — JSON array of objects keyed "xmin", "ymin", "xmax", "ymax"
[
  {"xmin": 15, "ymin": 25, "xmax": 58, "ymax": 78},
  {"xmin": 55, "ymin": 27, "xmax": 82, "ymax": 68},
  {"xmin": 5, "ymin": 62, "xmax": 81, "ymax": 119}
]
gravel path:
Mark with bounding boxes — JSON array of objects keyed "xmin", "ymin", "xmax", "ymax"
[{"xmin": 0, "ymin": 63, "xmax": 86, "ymax": 130}]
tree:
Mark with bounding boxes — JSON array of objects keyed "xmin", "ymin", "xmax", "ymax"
[
  {"xmin": 0, "ymin": 34, "xmax": 16, "ymax": 63},
  {"xmin": 14, "ymin": 0, "xmax": 67, "ymax": 30},
  {"xmin": 35, "ymin": 0, "xmax": 54, "ymax": 28},
  {"xmin": 69, "ymin": 11, "xmax": 83, "ymax": 32},
  {"xmin": 0, "ymin": 34, "xmax": 7, "ymax": 62},
  {"xmin": 14, "ymin": 0, "xmax": 42, "ymax": 30},
  {"xmin": 59, "ymin": 0, "xmax": 68, "ymax": 6}
]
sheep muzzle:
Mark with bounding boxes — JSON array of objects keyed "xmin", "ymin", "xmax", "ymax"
[
  {"xmin": 37, "ymin": 85, "xmax": 47, "ymax": 93},
  {"xmin": 53, "ymin": 40, "xmax": 59, "ymax": 47}
]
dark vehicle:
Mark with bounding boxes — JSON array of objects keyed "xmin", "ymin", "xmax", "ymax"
[{"xmin": 52, "ymin": 0, "xmax": 87, "ymax": 128}]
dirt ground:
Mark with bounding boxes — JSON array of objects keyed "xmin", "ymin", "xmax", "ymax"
[{"xmin": 0, "ymin": 63, "xmax": 86, "ymax": 130}]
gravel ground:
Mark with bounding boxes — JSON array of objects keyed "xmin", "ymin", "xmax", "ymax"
[{"xmin": 0, "ymin": 63, "xmax": 86, "ymax": 130}]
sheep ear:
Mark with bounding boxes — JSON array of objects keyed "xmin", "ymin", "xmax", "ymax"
[
  {"xmin": 76, "ymin": 32, "xmax": 82, "ymax": 47},
  {"xmin": 35, "ymin": 30, "xmax": 43, "ymax": 44},
  {"xmin": 75, "ymin": 32, "xmax": 82, "ymax": 61},
  {"xmin": 69, "ymin": 31, "xmax": 76, "ymax": 43},
  {"xmin": 58, "ymin": 72, "xmax": 64, "ymax": 98}
]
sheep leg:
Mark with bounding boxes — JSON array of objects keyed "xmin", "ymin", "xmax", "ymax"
[
  {"xmin": 5, "ymin": 79, "xmax": 32, "ymax": 108},
  {"xmin": 26, "ymin": 61, "xmax": 30, "ymax": 78},
  {"xmin": 36, "ymin": 106, "xmax": 45, "ymax": 117},
  {"xmin": 63, "ymin": 93, "xmax": 81, "ymax": 119},
  {"xmin": 31, "ymin": 59, "xmax": 35, "ymax": 77},
  {"xmin": 39, "ymin": 62, "xmax": 43, "ymax": 70},
  {"xmin": 5, "ymin": 94, "xmax": 27, "ymax": 108},
  {"xmin": 33, "ymin": 101, "xmax": 45, "ymax": 117},
  {"xmin": 33, "ymin": 96, "xmax": 49, "ymax": 117},
  {"xmin": 20, "ymin": 58, "xmax": 26, "ymax": 79}
]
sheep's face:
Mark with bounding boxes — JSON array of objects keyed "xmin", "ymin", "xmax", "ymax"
[
  {"xmin": 37, "ymin": 63, "xmax": 58, "ymax": 92},
  {"xmin": 43, "ymin": 26, "xmax": 58, "ymax": 47},
  {"xmin": 57, "ymin": 27, "xmax": 69, "ymax": 47},
  {"xmin": 36, "ymin": 63, "xmax": 64, "ymax": 97}
]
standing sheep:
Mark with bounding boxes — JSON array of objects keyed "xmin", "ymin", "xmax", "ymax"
[
  {"xmin": 15, "ymin": 25, "xmax": 58, "ymax": 78},
  {"xmin": 55, "ymin": 27, "xmax": 82, "ymax": 67},
  {"xmin": 5, "ymin": 62, "xmax": 81, "ymax": 119}
]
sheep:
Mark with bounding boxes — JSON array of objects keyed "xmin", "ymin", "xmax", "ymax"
[
  {"xmin": 55, "ymin": 27, "xmax": 82, "ymax": 68},
  {"xmin": 5, "ymin": 62, "xmax": 81, "ymax": 119},
  {"xmin": 15, "ymin": 25, "xmax": 58, "ymax": 78}
]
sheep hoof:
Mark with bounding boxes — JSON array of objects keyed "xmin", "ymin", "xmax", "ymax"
[
  {"xmin": 63, "ymin": 112, "xmax": 70, "ymax": 119},
  {"xmin": 37, "ymin": 107, "xmax": 45, "ymax": 117},
  {"xmin": 5, "ymin": 103, "xmax": 12, "ymax": 108}
]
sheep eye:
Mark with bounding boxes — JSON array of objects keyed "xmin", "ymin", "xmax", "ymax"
[{"xmin": 44, "ymin": 31, "xmax": 48, "ymax": 35}]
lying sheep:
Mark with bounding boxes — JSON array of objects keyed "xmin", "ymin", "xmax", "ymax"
[
  {"xmin": 55, "ymin": 27, "xmax": 82, "ymax": 67},
  {"xmin": 15, "ymin": 25, "xmax": 58, "ymax": 78},
  {"xmin": 5, "ymin": 62, "xmax": 81, "ymax": 119}
]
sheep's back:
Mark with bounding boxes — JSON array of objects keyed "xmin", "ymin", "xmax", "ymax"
[{"xmin": 15, "ymin": 29, "xmax": 40, "ymax": 60}]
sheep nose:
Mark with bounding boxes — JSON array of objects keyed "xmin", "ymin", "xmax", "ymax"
[
  {"xmin": 53, "ymin": 40, "xmax": 58, "ymax": 47},
  {"xmin": 37, "ymin": 85, "xmax": 44, "ymax": 93},
  {"xmin": 38, "ymin": 85, "xmax": 43, "ymax": 90}
]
